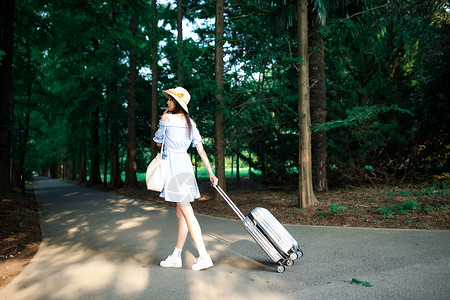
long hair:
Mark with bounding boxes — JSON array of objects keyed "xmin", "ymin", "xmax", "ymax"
[{"xmin": 169, "ymin": 96, "xmax": 192, "ymax": 137}]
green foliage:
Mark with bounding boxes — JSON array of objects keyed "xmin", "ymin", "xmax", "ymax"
[
  {"xmin": 424, "ymin": 203, "xmax": 449, "ymax": 212},
  {"xmin": 324, "ymin": 1, "xmax": 449, "ymax": 183},
  {"xmin": 311, "ymin": 104, "xmax": 413, "ymax": 132},
  {"xmin": 384, "ymin": 182, "xmax": 449, "ymax": 198},
  {"xmin": 317, "ymin": 203, "xmax": 346, "ymax": 218},
  {"xmin": 0, "ymin": 50, "xmax": 5, "ymax": 64},
  {"xmin": 8, "ymin": 0, "xmax": 449, "ymax": 188},
  {"xmin": 377, "ymin": 199, "xmax": 421, "ymax": 219},
  {"xmin": 329, "ymin": 204, "xmax": 346, "ymax": 214},
  {"xmin": 350, "ymin": 278, "xmax": 373, "ymax": 287}
]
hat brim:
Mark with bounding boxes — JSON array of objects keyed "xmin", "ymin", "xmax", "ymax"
[{"xmin": 163, "ymin": 90, "xmax": 189, "ymax": 113}]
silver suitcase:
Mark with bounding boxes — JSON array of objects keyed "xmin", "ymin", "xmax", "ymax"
[{"xmin": 214, "ymin": 185, "xmax": 303, "ymax": 273}]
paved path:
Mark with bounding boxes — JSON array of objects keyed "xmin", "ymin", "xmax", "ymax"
[{"xmin": 1, "ymin": 177, "xmax": 449, "ymax": 300}]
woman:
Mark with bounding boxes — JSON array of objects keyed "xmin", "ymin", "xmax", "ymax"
[{"xmin": 153, "ymin": 86, "xmax": 219, "ymax": 271}]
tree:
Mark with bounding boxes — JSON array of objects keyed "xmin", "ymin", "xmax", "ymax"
[
  {"xmin": 309, "ymin": 1, "xmax": 327, "ymax": 192},
  {"xmin": 125, "ymin": 14, "xmax": 138, "ymax": 188},
  {"xmin": 89, "ymin": 40, "xmax": 103, "ymax": 185},
  {"xmin": 214, "ymin": 0, "xmax": 226, "ymax": 197},
  {"xmin": 0, "ymin": 0, "xmax": 15, "ymax": 192},
  {"xmin": 177, "ymin": 0, "xmax": 184, "ymax": 86},
  {"xmin": 109, "ymin": 3, "xmax": 124, "ymax": 187},
  {"xmin": 297, "ymin": 0, "xmax": 318, "ymax": 207},
  {"xmin": 12, "ymin": 36, "xmax": 32, "ymax": 194},
  {"xmin": 150, "ymin": 0, "xmax": 159, "ymax": 161}
]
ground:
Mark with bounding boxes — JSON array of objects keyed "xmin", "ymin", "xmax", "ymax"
[
  {"xmin": 1, "ymin": 178, "xmax": 448, "ymax": 289},
  {"xmin": 0, "ymin": 184, "xmax": 40, "ymax": 289}
]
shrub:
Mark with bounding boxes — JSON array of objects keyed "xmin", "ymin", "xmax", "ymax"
[{"xmin": 377, "ymin": 199, "xmax": 421, "ymax": 219}]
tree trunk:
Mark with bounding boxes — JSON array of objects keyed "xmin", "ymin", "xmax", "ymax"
[
  {"xmin": 125, "ymin": 15, "xmax": 138, "ymax": 188},
  {"xmin": 308, "ymin": 4, "xmax": 328, "ymax": 192},
  {"xmin": 0, "ymin": 0, "xmax": 15, "ymax": 192},
  {"xmin": 90, "ymin": 107, "xmax": 103, "ymax": 184},
  {"xmin": 15, "ymin": 40, "xmax": 32, "ymax": 195},
  {"xmin": 214, "ymin": 0, "xmax": 226, "ymax": 199},
  {"xmin": 104, "ymin": 110, "xmax": 108, "ymax": 186},
  {"xmin": 177, "ymin": 0, "xmax": 184, "ymax": 86},
  {"xmin": 18, "ymin": 102, "xmax": 30, "ymax": 195},
  {"xmin": 297, "ymin": 0, "xmax": 318, "ymax": 208},
  {"xmin": 110, "ymin": 99, "xmax": 122, "ymax": 186},
  {"xmin": 236, "ymin": 154, "xmax": 240, "ymax": 181},
  {"xmin": 109, "ymin": 7, "xmax": 123, "ymax": 188},
  {"xmin": 79, "ymin": 140, "xmax": 87, "ymax": 183},
  {"xmin": 71, "ymin": 158, "xmax": 77, "ymax": 181},
  {"xmin": 151, "ymin": 0, "xmax": 159, "ymax": 161}
]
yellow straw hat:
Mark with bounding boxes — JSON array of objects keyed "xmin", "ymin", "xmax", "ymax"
[{"xmin": 163, "ymin": 87, "xmax": 191, "ymax": 113}]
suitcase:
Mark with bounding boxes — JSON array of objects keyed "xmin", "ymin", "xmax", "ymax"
[{"xmin": 213, "ymin": 184, "xmax": 303, "ymax": 273}]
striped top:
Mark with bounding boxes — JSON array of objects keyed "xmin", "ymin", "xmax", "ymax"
[{"xmin": 153, "ymin": 113, "xmax": 203, "ymax": 202}]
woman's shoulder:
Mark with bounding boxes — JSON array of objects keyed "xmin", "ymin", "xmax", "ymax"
[{"xmin": 161, "ymin": 113, "xmax": 174, "ymax": 122}]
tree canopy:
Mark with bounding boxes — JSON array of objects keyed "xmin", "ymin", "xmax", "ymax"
[{"xmin": 1, "ymin": 0, "xmax": 448, "ymax": 194}]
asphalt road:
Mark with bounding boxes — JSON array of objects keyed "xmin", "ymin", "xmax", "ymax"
[{"xmin": 1, "ymin": 177, "xmax": 449, "ymax": 300}]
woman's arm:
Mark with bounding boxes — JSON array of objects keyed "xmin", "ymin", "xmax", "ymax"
[
  {"xmin": 196, "ymin": 143, "xmax": 219, "ymax": 185},
  {"xmin": 156, "ymin": 110, "xmax": 170, "ymax": 147}
]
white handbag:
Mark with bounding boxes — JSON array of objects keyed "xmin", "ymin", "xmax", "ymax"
[{"xmin": 146, "ymin": 120, "xmax": 168, "ymax": 192}]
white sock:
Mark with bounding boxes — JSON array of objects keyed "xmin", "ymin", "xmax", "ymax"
[
  {"xmin": 172, "ymin": 247, "xmax": 182, "ymax": 257},
  {"xmin": 198, "ymin": 246, "xmax": 208, "ymax": 258}
]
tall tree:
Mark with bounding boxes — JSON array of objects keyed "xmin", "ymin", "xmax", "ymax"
[
  {"xmin": 0, "ymin": 0, "xmax": 15, "ymax": 192},
  {"xmin": 297, "ymin": 0, "xmax": 318, "ymax": 207},
  {"xmin": 89, "ymin": 106, "xmax": 103, "ymax": 184},
  {"xmin": 89, "ymin": 40, "xmax": 103, "ymax": 185},
  {"xmin": 214, "ymin": 0, "xmax": 226, "ymax": 197},
  {"xmin": 125, "ymin": 15, "xmax": 138, "ymax": 188},
  {"xmin": 177, "ymin": 0, "xmax": 184, "ymax": 86},
  {"xmin": 109, "ymin": 4, "xmax": 123, "ymax": 187},
  {"xmin": 150, "ymin": 0, "xmax": 159, "ymax": 161},
  {"xmin": 13, "ymin": 40, "xmax": 32, "ymax": 194},
  {"xmin": 309, "ymin": 2, "xmax": 328, "ymax": 192}
]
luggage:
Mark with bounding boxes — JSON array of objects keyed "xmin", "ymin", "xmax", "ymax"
[{"xmin": 213, "ymin": 184, "xmax": 303, "ymax": 273}]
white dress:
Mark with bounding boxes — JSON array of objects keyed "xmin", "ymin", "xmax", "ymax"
[{"xmin": 153, "ymin": 114, "xmax": 203, "ymax": 202}]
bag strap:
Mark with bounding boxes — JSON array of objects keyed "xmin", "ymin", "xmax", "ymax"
[{"xmin": 159, "ymin": 114, "xmax": 168, "ymax": 155}]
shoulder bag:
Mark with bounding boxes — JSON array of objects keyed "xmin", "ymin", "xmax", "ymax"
[{"xmin": 146, "ymin": 118, "xmax": 168, "ymax": 192}]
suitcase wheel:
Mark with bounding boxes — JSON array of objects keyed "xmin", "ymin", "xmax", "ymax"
[
  {"xmin": 289, "ymin": 252, "xmax": 298, "ymax": 260},
  {"xmin": 285, "ymin": 259, "xmax": 294, "ymax": 267},
  {"xmin": 277, "ymin": 264, "xmax": 285, "ymax": 273},
  {"xmin": 297, "ymin": 250, "xmax": 303, "ymax": 258}
]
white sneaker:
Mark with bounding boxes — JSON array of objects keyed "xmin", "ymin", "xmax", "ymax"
[
  {"xmin": 160, "ymin": 254, "xmax": 182, "ymax": 268},
  {"xmin": 192, "ymin": 255, "xmax": 213, "ymax": 271}
]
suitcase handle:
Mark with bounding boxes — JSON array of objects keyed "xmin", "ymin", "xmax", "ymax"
[{"xmin": 212, "ymin": 183, "xmax": 245, "ymax": 221}]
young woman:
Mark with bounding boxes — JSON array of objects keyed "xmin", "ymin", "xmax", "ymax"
[{"xmin": 153, "ymin": 86, "xmax": 218, "ymax": 271}]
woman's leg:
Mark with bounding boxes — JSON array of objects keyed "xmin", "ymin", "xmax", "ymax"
[
  {"xmin": 176, "ymin": 204, "xmax": 189, "ymax": 249},
  {"xmin": 160, "ymin": 204, "xmax": 189, "ymax": 268},
  {"xmin": 176, "ymin": 202, "xmax": 213, "ymax": 270},
  {"xmin": 176, "ymin": 202, "xmax": 206, "ymax": 253}
]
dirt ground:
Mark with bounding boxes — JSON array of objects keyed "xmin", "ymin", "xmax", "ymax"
[
  {"xmin": 1, "ymin": 178, "xmax": 449, "ymax": 289},
  {"xmin": 0, "ymin": 185, "xmax": 40, "ymax": 289}
]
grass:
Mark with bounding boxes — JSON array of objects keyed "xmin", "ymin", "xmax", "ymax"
[
  {"xmin": 377, "ymin": 182, "xmax": 449, "ymax": 219},
  {"xmin": 317, "ymin": 204, "xmax": 347, "ymax": 218},
  {"xmin": 377, "ymin": 199, "xmax": 421, "ymax": 219},
  {"xmin": 384, "ymin": 182, "xmax": 449, "ymax": 198},
  {"xmin": 192, "ymin": 167, "xmax": 261, "ymax": 179},
  {"xmin": 90, "ymin": 167, "xmax": 258, "ymax": 183},
  {"xmin": 424, "ymin": 203, "xmax": 449, "ymax": 212}
]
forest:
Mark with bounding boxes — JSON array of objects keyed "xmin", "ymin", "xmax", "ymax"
[{"xmin": 1, "ymin": 0, "xmax": 449, "ymax": 207}]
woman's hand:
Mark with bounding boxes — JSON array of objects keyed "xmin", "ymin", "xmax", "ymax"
[{"xmin": 210, "ymin": 174, "xmax": 219, "ymax": 186}]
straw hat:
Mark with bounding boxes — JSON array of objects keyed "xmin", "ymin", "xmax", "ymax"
[{"xmin": 163, "ymin": 87, "xmax": 191, "ymax": 113}]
